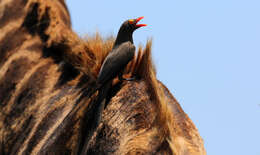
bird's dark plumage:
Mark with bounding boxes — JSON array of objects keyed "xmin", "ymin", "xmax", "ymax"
[
  {"xmin": 97, "ymin": 17, "xmax": 146, "ymax": 85},
  {"xmin": 97, "ymin": 42, "xmax": 135, "ymax": 85}
]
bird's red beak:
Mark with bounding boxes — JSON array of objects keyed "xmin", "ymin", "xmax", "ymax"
[{"xmin": 135, "ymin": 16, "xmax": 147, "ymax": 28}]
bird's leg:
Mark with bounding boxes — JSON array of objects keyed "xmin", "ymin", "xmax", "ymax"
[{"xmin": 118, "ymin": 71, "xmax": 135, "ymax": 81}]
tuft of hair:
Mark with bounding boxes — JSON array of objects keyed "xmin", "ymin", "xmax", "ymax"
[
  {"xmin": 127, "ymin": 40, "xmax": 174, "ymax": 150},
  {"xmin": 83, "ymin": 33, "xmax": 115, "ymax": 76}
]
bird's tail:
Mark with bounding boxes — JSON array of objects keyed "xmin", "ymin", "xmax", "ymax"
[
  {"xmin": 79, "ymin": 81, "xmax": 112, "ymax": 154},
  {"xmin": 90, "ymin": 81, "xmax": 111, "ymax": 130}
]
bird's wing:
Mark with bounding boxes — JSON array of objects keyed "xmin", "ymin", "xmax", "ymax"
[{"xmin": 97, "ymin": 41, "xmax": 135, "ymax": 85}]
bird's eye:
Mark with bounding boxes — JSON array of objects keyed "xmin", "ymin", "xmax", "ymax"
[{"xmin": 128, "ymin": 19, "xmax": 135, "ymax": 24}]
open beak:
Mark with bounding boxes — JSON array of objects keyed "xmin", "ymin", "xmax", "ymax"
[{"xmin": 135, "ymin": 16, "xmax": 147, "ymax": 28}]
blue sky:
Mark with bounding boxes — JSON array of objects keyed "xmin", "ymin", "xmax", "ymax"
[{"xmin": 66, "ymin": 1, "xmax": 260, "ymax": 154}]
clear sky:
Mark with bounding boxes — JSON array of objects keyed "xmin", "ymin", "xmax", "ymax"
[{"xmin": 66, "ymin": 1, "xmax": 260, "ymax": 154}]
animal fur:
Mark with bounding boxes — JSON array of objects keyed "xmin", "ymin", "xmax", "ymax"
[{"xmin": 0, "ymin": 0, "xmax": 206, "ymax": 154}]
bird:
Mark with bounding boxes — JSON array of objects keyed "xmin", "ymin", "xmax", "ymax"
[
  {"xmin": 80, "ymin": 17, "xmax": 146, "ymax": 154},
  {"xmin": 97, "ymin": 16, "xmax": 147, "ymax": 86}
]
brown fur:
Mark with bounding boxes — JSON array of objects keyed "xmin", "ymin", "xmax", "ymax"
[{"xmin": 0, "ymin": 0, "xmax": 206, "ymax": 154}]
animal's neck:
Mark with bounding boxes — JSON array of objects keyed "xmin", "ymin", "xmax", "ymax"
[{"xmin": 114, "ymin": 29, "xmax": 133, "ymax": 47}]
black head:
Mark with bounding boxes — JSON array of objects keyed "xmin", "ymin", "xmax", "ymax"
[
  {"xmin": 121, "ymin": 17, "xmax": 147, "ymax": 33},
  {"xmin": 114, "ymin": 17, "xmax": 146, "ymax": 46}
]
